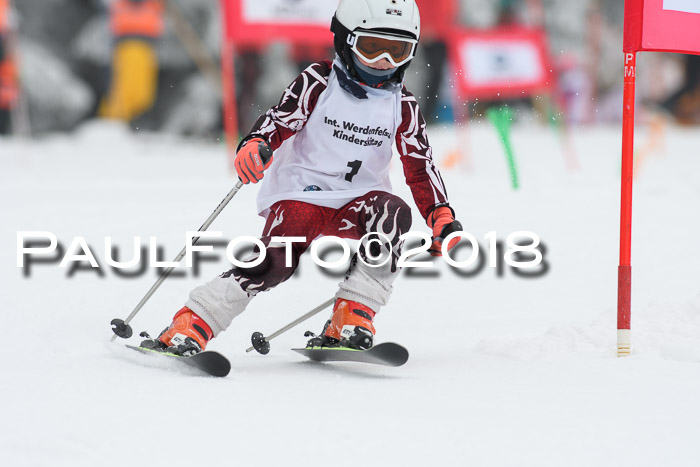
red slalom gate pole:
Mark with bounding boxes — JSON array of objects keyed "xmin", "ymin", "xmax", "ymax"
[{"xmin": 617, "ymin": 52, "xmax": 636, "ymax": 357}]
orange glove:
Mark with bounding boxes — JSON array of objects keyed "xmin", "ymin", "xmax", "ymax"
[
  {"xmin": 234, "ymin": 137, "xmax": 273, "ymax": 184},
  {"xmin": 427, "ymin": 206, "xmax": 463, "ymax": 257}
]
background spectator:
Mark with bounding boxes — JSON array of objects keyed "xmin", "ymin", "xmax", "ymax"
[{"xmin": 99, "ymin": 0, "xmax": 164, "ymax": 122}]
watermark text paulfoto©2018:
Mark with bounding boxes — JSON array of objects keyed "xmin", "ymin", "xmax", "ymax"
[{"xmin": 16, "ymin": 230, "xmax": 549, "ymax": 278}]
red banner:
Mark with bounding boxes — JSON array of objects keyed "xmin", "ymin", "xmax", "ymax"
[
  {"xmin": 624, "ymin": 0, "xmax": 700, "ymax": 54},
  {"xmin": 221, "ymin": 0, "xmax": 335, "ymax": 46},
  {"xmin": 448, "ymin": 28, "xmax": 553, "ymax": 100}
]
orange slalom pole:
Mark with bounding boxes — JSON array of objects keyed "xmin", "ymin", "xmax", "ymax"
[{"xmin": 617, "ymin": 52, "xmax": 636, "ymax": 357}]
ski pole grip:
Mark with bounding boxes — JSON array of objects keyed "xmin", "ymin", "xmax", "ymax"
[{"xmin": 258, "ymin": 140, "xmax": 273, "ymax": 165}]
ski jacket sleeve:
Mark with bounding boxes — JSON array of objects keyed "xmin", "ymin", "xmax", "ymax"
[
  {"xmin": 239, "ymin": 60, "xmax": 333, "ymax": 152},
  {"xmin": 396, "ymin": 88, "xmax": 450, "ymax": 221}
]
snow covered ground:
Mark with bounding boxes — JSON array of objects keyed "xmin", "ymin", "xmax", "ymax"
[{"xmin": 2, "ymin": 120, "xmax": 700, "ymax": 466}]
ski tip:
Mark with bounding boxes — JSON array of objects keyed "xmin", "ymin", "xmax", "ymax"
[
  {"xmin": 382, "ymin": 343, "xmax": 409, "ymax": 367},
  {"xmin": 208, "ymin": 358, "xmax": 231, "ymax": 377},
  {"xmin": 125, "ymin": 345, "xmax": 231, "ymax": 377}
]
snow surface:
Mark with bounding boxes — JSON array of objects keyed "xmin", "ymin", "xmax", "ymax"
[{"xmin": 3, "ymin": 120, "xmax": 700, "ymax": 466}]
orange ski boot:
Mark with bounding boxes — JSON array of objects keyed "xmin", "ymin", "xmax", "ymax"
[
  {"xmin": 316, "ymin": 299, "xmax": 376, "ymax": 350},
  {"xmin": 156, "ymin": 307, "xmax": 214, "ymax": 355}
]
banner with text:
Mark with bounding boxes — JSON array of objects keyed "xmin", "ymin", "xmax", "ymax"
[
  {"xmin": 222, "ymin": 0, "xmax": 336, "ymax": 46},
  {"xmin": 448, "ymin": 28, "xmax": 552, "ymax": 100},
  {"xmin": 624, "ymin": 0, "xmax": 700, "ymax": 54}
]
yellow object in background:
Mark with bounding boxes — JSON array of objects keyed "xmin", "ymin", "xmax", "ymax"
[{"xmin": 100, "ymin": 40, "xmax": 158, "ymax": 121}]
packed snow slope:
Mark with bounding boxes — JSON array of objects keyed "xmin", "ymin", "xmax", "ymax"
[{"xmin": 2, "ymin": 121, "xmax": 700, "ymax": 467}]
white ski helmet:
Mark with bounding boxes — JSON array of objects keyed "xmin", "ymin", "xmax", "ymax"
[{"xmin": 331, "ymin": 0, "xmax": 421, "ymax": 85}]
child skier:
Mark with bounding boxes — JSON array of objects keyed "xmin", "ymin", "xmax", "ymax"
[{"xmin": 153, "ymin": 0, "xmax": 462, "ymax": 354}]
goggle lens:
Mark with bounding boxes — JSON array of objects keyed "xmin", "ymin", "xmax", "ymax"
[{"xmin": 354, "ymin": 34, "xmax": 415, "ymax": 65}]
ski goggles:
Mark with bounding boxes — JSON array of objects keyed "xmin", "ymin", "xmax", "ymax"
[{"xmin": 349, "ymin": 31, "xmax": 417, "ymax": 67}]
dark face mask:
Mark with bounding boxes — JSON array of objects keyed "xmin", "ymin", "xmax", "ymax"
[{"xmin": 351, "ymin": 54, "xmax": 397, "ymax": 86}]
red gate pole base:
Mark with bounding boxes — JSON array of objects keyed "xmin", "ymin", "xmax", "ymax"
[{"xmin": 617, "ymin": 264, "xmax": 632, "ymax": 357}]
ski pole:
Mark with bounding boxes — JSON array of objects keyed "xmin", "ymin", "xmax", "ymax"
[
  {"xmin": 247, "ymin": 297, "xmax": 335, "ymax": 354},
  {"xmin": 110, "ymin": 137, "xmax": 273, "ymax": 341},
  {"xmin": 110, "ymin": 181, "xmax": 245, "ymax": 341}
]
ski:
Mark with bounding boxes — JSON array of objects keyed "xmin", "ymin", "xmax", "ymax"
[
  {"xmin": 126, "ymin": 345, "xmax": 231, "ymax": 377},
  {"xmin": 292, "ymin": 342, "xmax": 408, "ymax": 367}
]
